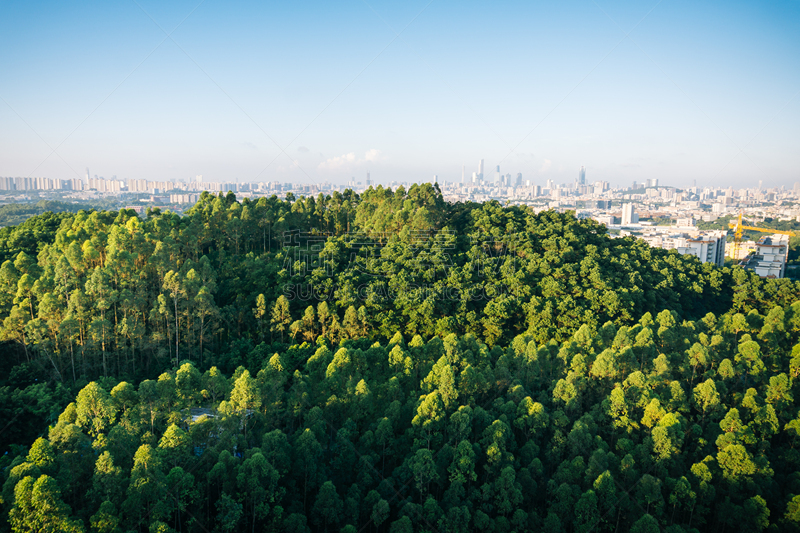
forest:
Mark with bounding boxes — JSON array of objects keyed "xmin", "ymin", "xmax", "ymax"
[
  {"xmin": 0, "ymin": 200, "xmax": 88, "ymax": 229},
  {"xmin": 1, "ymin": 184, "xmax": 800, "ymax": 532}
]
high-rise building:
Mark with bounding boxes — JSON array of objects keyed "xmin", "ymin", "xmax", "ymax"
[
  {"xmin": 462, "ymin": 166, "xmax": 465, "ymax": 184},
  {"xmin": 478, "ymin": 159, "xmax": 484, "ymax": 180},
  {"xmin": 366, "ymin": 172, "xmax": 372, "ymax": 187},
  {"xmin": 516, "ymin": 173, "xmax": 522, "ymax": 187},
  {"xmin": 579, "ymin": 166, "xmax": 586, "ymax": 185},
  {"xmin": 622, "ymin": 203, "xmax": 638, "ymax": 225}
]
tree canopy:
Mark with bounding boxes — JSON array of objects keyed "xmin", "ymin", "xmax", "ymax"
[{"xmin": 1, "ymin": 187, "xmax": 800, "ymax": 532}]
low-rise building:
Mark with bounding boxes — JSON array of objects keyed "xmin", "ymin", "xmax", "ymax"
[
  {"xmin": 739, "ymin": 234, "xmax": 789, "ymax": 278},
  {"xmin": 170, "ymin": 193, "xmax": 200, "ymax": 204}
]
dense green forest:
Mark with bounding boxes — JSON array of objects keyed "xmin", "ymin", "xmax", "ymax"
[
  {"xmin": 0, "ymin": 201, "xmax": 89, "ymax": 229},
  {"xmin": 1, "ymin": 185, "xmax": 800, "ymax": 532}
]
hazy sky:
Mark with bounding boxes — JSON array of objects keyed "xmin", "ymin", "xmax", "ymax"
[{"xmin": 1, "ymin": 0, "xmax": 799, "ymax": 188}]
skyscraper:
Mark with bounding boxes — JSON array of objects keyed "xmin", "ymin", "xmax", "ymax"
[
  {"xmin": 622, "ymin": 203, "xmax": 638, "ymax": 225},
  {"xmin": 579, "ymin": 166, "xmax": 586, "ymax": 185},
  {"xmin": 478, "ymin": 159, "xmax": 484, "ymax": 180}
]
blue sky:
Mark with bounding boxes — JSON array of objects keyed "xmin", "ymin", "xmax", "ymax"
[{"xmin": 1, "ymin": 0, "xmax": 798, "ymax": 188}]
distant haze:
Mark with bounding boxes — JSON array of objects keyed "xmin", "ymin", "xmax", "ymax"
[{"xmin": 1, "ymin": 0, "xmax": 798, "ymax": 188}]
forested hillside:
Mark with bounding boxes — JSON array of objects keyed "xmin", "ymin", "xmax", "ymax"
[
  {"xmin": 0, "ymin": 201, "xmax": 87, "ymax": 233},
  {"xmin": 1, "ymin": 185, "xmax": 800, "ymax": 532}
]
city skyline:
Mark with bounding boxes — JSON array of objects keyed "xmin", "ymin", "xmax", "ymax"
[{"xmin": 1, "ymin": 1, "xmax": 799, "ymax": 187}]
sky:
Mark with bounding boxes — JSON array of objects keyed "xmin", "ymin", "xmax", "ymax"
[{"xmin": 1, "ymin": 0, "xmax": 799, "ymax": 189}]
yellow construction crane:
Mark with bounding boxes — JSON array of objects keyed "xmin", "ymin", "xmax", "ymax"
[{"xmin": 728, "ymin": 212, "xmax": 797, "ymax": 259}]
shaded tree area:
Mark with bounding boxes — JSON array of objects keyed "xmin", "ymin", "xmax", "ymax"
[
  {"xmin": 0, "ymin": 200, "xmax": 88, "ymax": 232},
  {"xmin": 1, "ymin": 185, "xmax": 800, "ymax": 531},
  {"xmin": 0, "ymin": 207, "xmax": 84, "ymax": 263},
  {"xmin": 3, "ymin": 308, "xmax": 800, "ymax": 531}
]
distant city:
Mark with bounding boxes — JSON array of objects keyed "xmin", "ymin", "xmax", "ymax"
[{"xmin": 2, "ymin": 160, "xmax": 799, "ymax": 280}]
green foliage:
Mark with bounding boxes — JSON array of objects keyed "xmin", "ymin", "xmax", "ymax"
[{"xmin": 0, "ymin": 191, "xmax": 799, "ymax": 531}]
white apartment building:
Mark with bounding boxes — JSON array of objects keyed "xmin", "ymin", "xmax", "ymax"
[
  {"xmin": 674, "ymin": 231, "xmax": 727, "ymax": 267},
  {"xmin": 640, "ymin": 230, "xmax": 727, "ymax": 267},
  {"xmin": 621, "ymin": 203, "xmax": 638, "ymax": 225},
  {"xmin": 595, "ymin": 215, "xmax": 617, "ymax": 226},
  {"xmin": 170, "ymin": 193, "xmax": 200, "ymax": 204},
  {"xmin": 739, "ymin": 234, "xmax": 790, "ymax": 278},
  {"xmin": 88, "ymin": 177, "xmax": 124, "ymax": 193},
  {"xmin": 0, "ymin": 176, "xmax": 83, "ymax": 191}
]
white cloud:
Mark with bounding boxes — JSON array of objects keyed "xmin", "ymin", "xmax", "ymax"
[
  {"xmin": 318, "ymin": 149, "xmax": 381, "ymax": 170},
  {"xmin": 540, "ymin": 159, "xmax": 552, "ymax": 172},
  {"xmin": 318, "ymin": 152, "xmax": 356, "ymax": 170}
]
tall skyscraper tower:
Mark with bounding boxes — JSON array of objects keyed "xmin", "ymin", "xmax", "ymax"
[
  {"xmin": 579, "ymin": 166, "xmax": 586, "ymax": 185},
  {"xmin": 462, "ymin": 166, "xmax": 465, "ymax": 184},
  {"xmin": 85, "ymin": 168, "xmax": 90, "ymax": 181},
  {"xmin": 478, "ymin": 159, "xmax": 484, "ymax": 180},
  {"xmin": 622, "ymin": 203, "xmax": 636, "ymax": 225}
]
